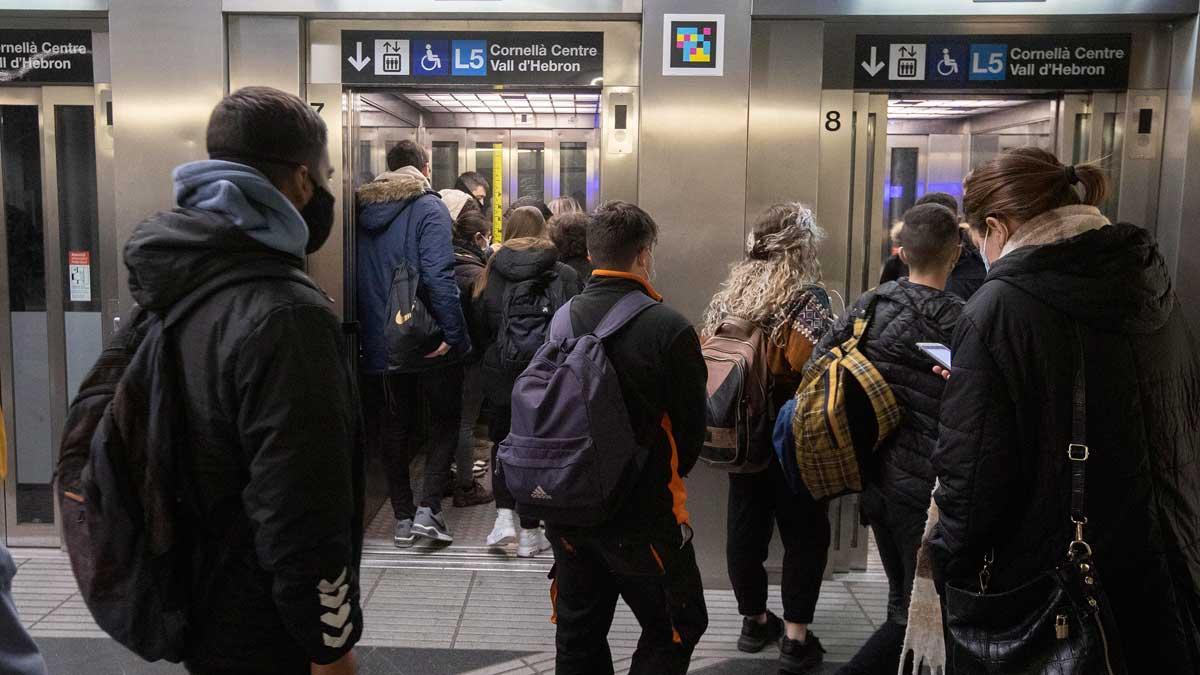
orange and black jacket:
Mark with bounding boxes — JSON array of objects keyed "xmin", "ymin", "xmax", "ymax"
[{"xmin": 555, "ymin": 272, "xmax": 708, "ymax": 544}]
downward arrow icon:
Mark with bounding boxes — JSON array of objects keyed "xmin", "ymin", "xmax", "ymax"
[
  {"xmin": 347, "ymin": 41, "xmax": 370, "ymax": 72},
  {"xmin": 861, "ymin": 46, "xmax": 885, "ymax": 77}
]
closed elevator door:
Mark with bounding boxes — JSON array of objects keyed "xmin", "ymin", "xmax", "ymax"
[{"xmin": 0, "ymin": 86, "xmax": 106, "ymax": 547}]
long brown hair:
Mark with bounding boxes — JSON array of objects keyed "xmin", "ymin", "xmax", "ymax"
[
  {"xmin": 503, "ymin": 206, "xmax": 547, "ymax": 240},
  {"xmin": 962, "ymin": 147, "xmax": 1109, "ymax": 235}
]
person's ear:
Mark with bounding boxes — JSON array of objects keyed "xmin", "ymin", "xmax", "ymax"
[
  {"xmin": 280, "ymin": 164, "xmax": 312, "ymax": 211},
  {"xmin": 898, "ymin": 247, "xmax": 909, "ymax": 266},
  {"xmin": 984, "ymin": 216, "xmax": 1009, "ymax": 243},
  {"xmin": 423, "ymin": 163, "xmax": 433, "ymax": 179}
]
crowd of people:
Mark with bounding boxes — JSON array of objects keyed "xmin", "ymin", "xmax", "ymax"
[{"xmin": 3, "ymin": 86, "xmax": 1194, "ymax": 675}]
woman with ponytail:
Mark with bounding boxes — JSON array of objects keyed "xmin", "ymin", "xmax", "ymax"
[
  {"xmin": 702, "ymin": 203, "xmax": 835, "ymax": 674},
  {"xmin": 927, "ymin": 147, "xmax": 1200, "ymax": 672}
]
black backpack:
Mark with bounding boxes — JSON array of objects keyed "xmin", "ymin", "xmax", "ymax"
[
  {"xmin": 495, "ymin": 272, "xmax": 565, "ymax": 379},
  {"xmin": 56, "ymin": 266, "xmax": 315, "ymax": 663},
  {"xmin": 384, "ymin": 261, "xmax": 444, "ymax": 372}
]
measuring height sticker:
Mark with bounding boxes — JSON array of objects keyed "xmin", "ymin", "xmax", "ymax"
[
  {"xmin": 492, "ymin": 144, "xmax": 503, "ymax": 243},
  {"xmin": 854, "ymin": 34, "xmax": 1131, "ymax": 91}
]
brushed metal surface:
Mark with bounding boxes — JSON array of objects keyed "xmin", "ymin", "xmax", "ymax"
[
  {"xmin": 108, "ymin": 0, "xmax": 225, "ymax": 315},
  {"xmin": 745, "ymin": 21, "xmax": 823, "ymax": 229},
  {"xmin": 753, "ymin": 0, "xmax": 1197, "ymax": 17},
  {"xmin": 223, "ymin": 0, "xmax": 641, "ymax": 14},
  {"xmin": 1157, "ymin": 16, "xmax": 1199, "ymax": 296},
  {"xmin": 228, "ymin": 14, "xmax": 304, "ymax": 95}
]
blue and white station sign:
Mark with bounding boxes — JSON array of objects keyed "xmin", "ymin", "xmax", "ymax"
[
  {"xmin": 342, "ymin": 31, "xmax": 604, "ymax": 86},
  {"xmin": 855, "ymin": 34, "xmax": 1131, "ymax": 91}
]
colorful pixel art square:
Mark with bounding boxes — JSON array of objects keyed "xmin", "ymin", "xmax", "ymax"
[{"xmin": 669, "ymin": 20, "xmax": 719, "ymax": 69}]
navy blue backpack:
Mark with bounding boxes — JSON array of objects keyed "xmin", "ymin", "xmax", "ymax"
[{"xmin": 498, "ymin": 292, "xmax": 658, "ymax": 527}]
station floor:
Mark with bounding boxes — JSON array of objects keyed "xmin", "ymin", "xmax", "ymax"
[{"xmin": 10, "ymin": 444, "xmax": 890, "ymax": 674}]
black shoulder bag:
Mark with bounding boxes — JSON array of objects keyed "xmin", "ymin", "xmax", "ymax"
[{"xmin": 943, "ymin": 328, "xmax": 1126, "ymax": 675}]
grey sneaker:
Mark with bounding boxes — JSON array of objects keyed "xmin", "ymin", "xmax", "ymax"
[
  {"xmin": 412, "ymin": 506, "xmax": 453, "ymax": 543},
  {"xmin": 394, "ymin": 519, "xmax": 415, "ymax": 548}
]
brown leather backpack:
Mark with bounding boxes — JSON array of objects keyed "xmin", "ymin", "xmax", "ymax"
[{"xmin": 701, "ymin": 317, "xmax": 774, "ymax": 473}]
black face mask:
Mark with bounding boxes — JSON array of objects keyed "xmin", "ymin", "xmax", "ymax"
[{"xmin": 302, "ymin": 178, "xmax": 336, "ymax": 254}]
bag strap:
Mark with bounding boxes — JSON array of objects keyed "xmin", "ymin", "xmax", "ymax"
[
  {"xmin": 1067, "ymin": 325, "xmax": 1091, "ymax": 560},
  {"xmin": 841, "ymin": 293, "xmax": 879, "ymax": 352},
  {"xmin": 549, "ymin": 298, "xmax": 577, "ymax": 341},
  {"xmin": 593, "ymin": 291, "xmax": 659, "ymax": 340}
]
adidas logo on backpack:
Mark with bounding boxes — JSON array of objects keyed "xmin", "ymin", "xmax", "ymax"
[{"xmin": 531, "ymin": 486, "xmax": 552, "ymax": 500}]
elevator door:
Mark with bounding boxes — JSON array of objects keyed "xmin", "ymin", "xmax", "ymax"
[{"xmin": 0, "ymin": 86, "xmax": 106, "ymax": 547}]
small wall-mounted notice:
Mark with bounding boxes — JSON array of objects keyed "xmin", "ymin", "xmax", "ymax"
[
  {"xmin": 68, "ymin": 251, "xmax": 92, "ymax": 302},
  {"xmin": 0, "ymin": 30, "xmax": 93, "ymax": 86},
  {"xmin": 663, "ymin": 14, "xmax": 724, "ymax": 77}
]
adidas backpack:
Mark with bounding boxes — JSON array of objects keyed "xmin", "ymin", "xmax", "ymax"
[
  {"xmin": 789, "ymin": 294, "xmax": 902, "ymax": 500},
  {"xmin": 56, "ymin": 266, "xmax": 313, "ymax": 662},
  {"xmin": 700, "ymin": 317, "xmax": 774, "ymax": 473},
  {"xmin": 498, "ymin": 292, "xmax": 658, "ymax": 527}
]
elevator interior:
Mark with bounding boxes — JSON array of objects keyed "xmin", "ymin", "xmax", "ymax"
[{"xmin": 351, "ymin": 89, "xmax": 602, "ymax": 231}]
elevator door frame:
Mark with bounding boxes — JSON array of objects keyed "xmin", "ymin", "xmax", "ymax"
[{"xmin": 0, "ymin": 85, "xmax": 109, "ymax": 547}]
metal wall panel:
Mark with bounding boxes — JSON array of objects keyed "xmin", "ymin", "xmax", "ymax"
[
  {"xmin": 1159, "ymin": 17, "xmax": 1200, "ymax": 333},
  {"xmin": 0, "ymin": 0, "xmax": 107, "ymax": 10},
  {"xmin": 224, "ymin": 0, "xmax": 640, "ymax": 15},
  {"xmin": 228, "ymin": 14, "xmax": 304, "ymax": 95},
  {"xmin": 818, "ymin": 89, "xmax": 856, "ymax": 304},
  {"xmin": 820, "ymin": 20, "xmax": 1175, "ymax": 91},
  {"xmin": 745, "ymin": 21, "xmax": 823, "ymax": 225},
  {"xmin": 306, "ymin": 84, "xmax": 344, "ymax": 317},
  {"xmin": 753, "ymin": 0, "xmax": 1197, "ymax": 18},
  {"xmin": 108, "ymin": 0, "xmax": 225, "ymax": 314}
]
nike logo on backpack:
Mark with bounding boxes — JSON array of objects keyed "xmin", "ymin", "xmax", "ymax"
[
  {"xmin": 531, "ymin": 486, "xmax": 552, "ymax": 500},
  {"xmin": 395, "ymin": 311, "xmax": 412, "ymax": 325}
]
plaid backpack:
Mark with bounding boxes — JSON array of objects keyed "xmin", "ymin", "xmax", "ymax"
[{"xmin": 790, "ymin": 294, "xmax": 902, "ymax": 500}]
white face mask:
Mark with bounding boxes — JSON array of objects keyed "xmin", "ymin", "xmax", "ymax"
[{"xmin": 980, "ymin": 227, "xmax": 993, "ymax": 273}]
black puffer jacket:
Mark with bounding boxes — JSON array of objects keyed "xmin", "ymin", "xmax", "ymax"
[
  {"xmin": 474, "ymin": 238, "xmax": 582, "ymax": 402},
  {"xmin": 124, "ymin": 209, "xmax": 363, "ymax": 671},
  {"xmin": 930, "ymin": 221, "xmax": 1200, "ymax": 671},
  {"xmin": 454, "ymin": 242, "xmax": 488, "ymax": 364},
  {"xmin": 811, "ymin": 280, "xmax": 963, "ymax": 517}
]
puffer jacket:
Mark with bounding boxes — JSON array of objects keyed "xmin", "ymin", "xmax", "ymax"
[
  {"xmin": 123, "ymin": 208, "xmax": 363, "ymax": 671},
  {"xmin": 930, "ymin": 217, "xmax": 1200, "ymax": 671},
  {"xmin": 356, "ymin": 169, "xmax": 467, "ymax": 374},
  {"xmin": 811, "ymin": 280, "xmax": 963, "ymax": 520},
  {"xmin": 474, "ymin": 238, "xmax": 582, "ymax": 402},
  {"xmin": 454, "ymin": 241, "xmax": 488, "ymax": 364}
]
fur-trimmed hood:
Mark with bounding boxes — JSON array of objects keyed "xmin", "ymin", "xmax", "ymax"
[{"xmin": 356, "ymin": 167, "xmax": 441, "ymax": 233}]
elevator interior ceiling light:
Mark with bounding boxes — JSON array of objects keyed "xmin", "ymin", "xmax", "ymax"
[
  {"xmin": 399, "ymin": 91, "xmax": 601, "ymax": 115},
  {"xmin": 888, "ymin": 98, "xmax": 1037, "ymax": 119}
]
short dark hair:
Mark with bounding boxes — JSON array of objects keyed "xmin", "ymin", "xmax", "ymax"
[
  {"xmin": 387, "ymin": 140, "xmax": 428, "ymax": 172},
  {"xmin": 588, "ymin": 201, "xmax": 658, "ymax": 270},
  {"xmin": 507, "ymin": 196, "xmax": 552, "ymax": 221},
  {"xmin": 455, "ymin": 171, "xmax": 489, "ymax": 195},
  {"xmin": 549, "ymin": 212, "xmax": 591, "ymax": 259},
  {"xmin": 900, "ymin": 204, "xmax": 960, "ymax": 270},
  {"xmin": 914, "ymin": 191, "xmax": 960, "ymax": 218},
  {"xmin": 206, "ymin": 86, "xmax": 327, "ymax": 184}
]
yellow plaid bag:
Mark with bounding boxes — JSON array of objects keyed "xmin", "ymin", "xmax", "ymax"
[{"xmin": 792, "ymin": 296, "xmax": 902, "ymax": 500}]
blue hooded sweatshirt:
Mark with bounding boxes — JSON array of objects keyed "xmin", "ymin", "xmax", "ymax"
[
  {"xmin": 173, "ymin": 160, "xmax": 309, "ymax": 260},
  {"xmin": 356, "ymin": 167, "xmax": 468, "ymax": 374}
]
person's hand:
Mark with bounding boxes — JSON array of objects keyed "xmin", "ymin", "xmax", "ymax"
[
  {"xmin": 312, "ymin": 651, "xmax": 356, "ymax": 675},
  {"xmin": 933, "ymin": 366, "xmax": 951, "ymax": 381},
  {"xmin": 424, "ymin": 342, "xmax": 451, "ymax": 359}
]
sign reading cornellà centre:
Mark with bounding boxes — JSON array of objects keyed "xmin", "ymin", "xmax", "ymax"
[
  {"xmin": 854, "ymin": 34, "xmax": 1132, "ymax": 91},
  {"xmin": 0, "ymin": 29, "xmax": 93, "ymax": 85},
  {"xmin": 341, "ymin": 31, "xmax": 604, "ymax": 86}
]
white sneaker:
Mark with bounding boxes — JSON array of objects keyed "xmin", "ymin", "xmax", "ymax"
[
  {"xmin": 486, "ymin": 508, "xmax": 517, "ymax": 547},
  {"xmin": 517, "ymin": 528, "xmax": 551, "ymax": 558}
]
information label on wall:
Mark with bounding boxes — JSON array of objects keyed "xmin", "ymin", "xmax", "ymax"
[
  {"xmin": 341, "ymin": 31, "xmax": 603, "ymax": 86},
  {"xmin": 854, "ymin": 34, "xmax": 1131, "ymax": 91},
  {"xmin": 68, "ymin": 251, "xmax": 92, "ymax": 302},
  {"xmin": 0, "ymin": 29, "xmax": 93, "ymax": 85}
]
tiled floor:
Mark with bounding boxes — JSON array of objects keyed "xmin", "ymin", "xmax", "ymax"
[{"xmin": 10, "ymin": 544, "xmax": 887, "ymax": 673}]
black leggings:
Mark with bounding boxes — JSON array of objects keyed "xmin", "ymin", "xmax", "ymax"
[{"xmin": 726, "ymin": 457, "xmax": 831, "ymax": 624}]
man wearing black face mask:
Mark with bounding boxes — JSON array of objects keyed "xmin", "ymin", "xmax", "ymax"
[{"xmin": 123, "ymin": 87, "xmax": 361, "ymax": 675}]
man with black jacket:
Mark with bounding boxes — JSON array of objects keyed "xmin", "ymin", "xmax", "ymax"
[
  {"xmin": 812, "ymin": 204, "xmax": 964, "ymax": 675},
  {"xmin": 548, "ymin": 201, "xmax": 709, "ymax": 675},
  {"xmin": 124, "ymin": 88, "xmax": 360, "ymax": 674}
]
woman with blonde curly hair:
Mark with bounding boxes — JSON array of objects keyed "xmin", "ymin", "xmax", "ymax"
[{"xmin": 701, "ymin": 202, "xmax": 835, "ymax": 675}]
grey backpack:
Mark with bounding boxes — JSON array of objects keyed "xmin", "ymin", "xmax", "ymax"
[{"xmin": 498, "ymin": 292, "xmax": 658, "ymax": 527}]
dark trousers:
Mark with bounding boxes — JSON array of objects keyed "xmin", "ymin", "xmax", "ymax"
[
  {"xmin": 360, "ymin": 367, "xmax": 464, "ymax": 519},
  {"xmin": 838, "ymin": 496, "xmax": 926, "ymax": 675},
  {"xmin": 549, "ymin": 534, "xmax": 708, "ymax": 675},
  {"xmin": 726, "ymin": 457, "xmax": 831, "ymax": 625},
  {"xmin": 488, "ymin": 403, "xmax": 538, "ymax": 529}
]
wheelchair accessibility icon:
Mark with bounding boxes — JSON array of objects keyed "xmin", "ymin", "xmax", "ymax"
[
  {"xmin": 422, "ymin": 44, "xmax": 442, "ymax": 71},
  {"xmin": 937, "ymin": 48, "xmax": 959, "ymax": 76},
  {"xmin": 416, "ymin": 40, "xmax": 450, "ymax": 76}
]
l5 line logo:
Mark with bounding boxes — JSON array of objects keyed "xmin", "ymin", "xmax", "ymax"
[{"xmin": 452, "ymin": 40, "xmax": 487, "ymax": 76}]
